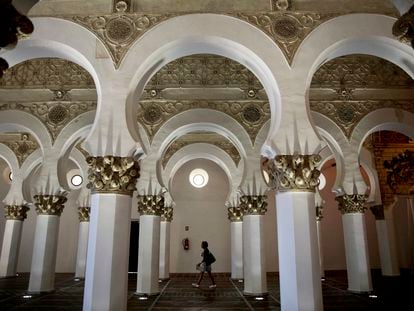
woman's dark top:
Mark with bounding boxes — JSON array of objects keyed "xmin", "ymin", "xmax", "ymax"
[{"xmin": 202, "ymin": 248, "xmax": 211, "ymax": 265}]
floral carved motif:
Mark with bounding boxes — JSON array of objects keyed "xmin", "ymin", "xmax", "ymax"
[
  {"xmin": 138, "ymin": 100, "xmax": 270, "ymax": 144},
  {"xmin": 393, "ymin": 5, "xmax": 414, "ymax": 49},
  {"xmin": 0, "ymin": 133, "xmax": 39, "ymax": 167},
  {"xmin": 384, "ymin": 150, "xmax": 414, "ymax": 193},
  {"xmin": 235, "ymin": 12, "xmax": 336, "ymax": 64},
  {"xmin": 240, "ymin": 195, "xmax": 268, "ymax": 216},
  {"xmin": 33, "ymin": 194, "xmax": 67, "ymax": 216},
  {"xmin": 162, "ymin": 132, "xmax": 241, "ymax": 168},
  {"xmin": 70, "ymin": 13, "xmax": 172, "ymax": 69},
  {"xmin": 335, "ymin": 194, "xmax": 367, "ymax": 214},
  {"xmin": 265, "ymin": 154, "xmax": 321, "ymax": 192},
  {"xmin": 87, "ymin": 156, "xmax": 140, "ymax": 196},
  {"xmin": 228, "ymin": 206, "xmax": 243, "ymax": 222},
  {"xmin": 4, "ymin": 205, "xmax": 30, "ymax": 221},
  {"xmin": 78, "ymin": 206, "xmax": 90, "ymax": 222},
  {"xmin": 161, "ymin": 206, "xmax": 173, "ymax": 222},
  {"xmin": 137, "ymin": 195, "xmax": 164, "ymax": 216}
]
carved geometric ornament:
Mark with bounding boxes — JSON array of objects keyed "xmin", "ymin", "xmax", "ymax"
[{"xmin": 384, "ymin": 150, "xmax": 414, "ymax": 193}]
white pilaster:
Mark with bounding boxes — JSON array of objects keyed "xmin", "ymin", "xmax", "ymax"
[
  {"xmin": 136, "ymin": 215, "xmax": 161, "ymax": 295},
  {"xmin": 231, "ymin": 221, "xmax": 243, "ymax": 280},
  {"xmin": 375, "ymin": 215, "xmax": 400, "ymax": 276},
  {"xmin": 342, "ymin": 213, "xmax": 373, "ymax": 292},
  {"xmin": 243, "ymin": 215, "xmax": 267, "ymax": 295},
  {"xmin": 276, "ymin": 191, "xmax": 323, "ymax": 311},
  {"xmin": 83, "ymin": 194, "xmax": 132, "ymax": 311},
  {"xmin": 75, "ymin": 221, "xmax": 89, "ymax": 279},
  {"xmin": 28, "ymin": 215, "xmax": 60, "ymax": 292},
  {"xmin": 159, "ymin": 220, "xmax": 170, "ymax": 280},
  {"xmin": 0, "ymin": 220, "xmax": 23, "ymax": 277},
  {"xmin": 316, "ymin": 220, "xmax": 325, "ymax": 278}
]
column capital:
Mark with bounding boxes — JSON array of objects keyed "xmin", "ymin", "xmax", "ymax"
[
  {"xmin": 316, "ymin": 205, "xmax": 323, "ymax": 221},
  {"xmin": 336, "ymin": 194, "xmax": 367, "ymax": 214},
  {"xmin": 137, "ymin": 195, "xmax": 164, "ymax": 216},
  {"xmin": 265, "ymin": 154, "xmax": 321, "ymax": 192},
  {"xmin": 228, "ymin": 206, "xmax": 243, "ymax": 222},
  {"xmin": 33, "ymin": 194, "xmax": 67, "ymax": 216},
  {"xmin": 86, "ymin": 156, "xmax": 140, "ymax": 196},
  {"xmin": 369, "ymin": 205, "xmax": 385, "ymax": 220},
  {"xmin": 393, "ymin": 4, "xmax": 414, "ymax": 49},
  {"xmin": 4, "ymin": 204, "xmax": 30, "ymax": 221},
  {"xmin": 78, "ymin": 206, "xmax": 91, "ymax": 222},
  {"xmin": 160, "ymin": 206, "xmax": 173, "ymax": 222},
  {"xmin": 240, "ymin": 195, "xmax": 267, "ymax": 216}
]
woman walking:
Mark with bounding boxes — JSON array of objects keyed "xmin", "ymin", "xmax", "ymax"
[{"xmin": 192, "ymin": 241, "xmax": 216, "ymax": 288}]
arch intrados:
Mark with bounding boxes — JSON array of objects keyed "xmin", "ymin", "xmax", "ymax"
[
  {"xmin": 0, "ymin": 144, "xmax": 19, "ymax": 175},
  {"xmin": 124, "ymin": 14, "xmax": 284, "ymax": 145}
]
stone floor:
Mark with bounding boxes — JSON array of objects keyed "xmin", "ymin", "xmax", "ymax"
[{"xmin": 0, "ymin": 270, "xmax": 412, "ymax": 310}]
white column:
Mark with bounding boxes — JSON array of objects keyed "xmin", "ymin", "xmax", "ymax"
[
  {"xmin": 316, "ymin": 220, "xmax": 325, "ymax": 278},
  {"xmin": 75, "ymin": 221, "xmax": 89, "ymax": 279},
  {"xmin": 0, "ymin": 220, "xmax": 23, "ymax": 277},
  {"xmin": 136, "ymin": 215, "xmax": 161, "ymax": 295},
  {"xmin": 159, "ymin": 220, "xmax": 170, "ymax": 280},
  {"xmin": 342, "ymin": 213, "xmax": 373, "ymax": 292},
  {"xmin": 83, "ymin": 193, "xmax": 132, "ymax": 311},
  {"xmin": 231, "ymin": 221, "xmax": 243, "ymax": 280},
  {"xmin": 243, "ymin": 214, "xmax": 267, "ymax": 295},
  {"xmin": 276, "ymin": 191, "xmax": 323, "ymax": 311},
  {"xmin": 28, "ymin": 215, "xmax": 60, "ymax": 292}
]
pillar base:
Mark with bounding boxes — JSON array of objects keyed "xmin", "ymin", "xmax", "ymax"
[
  {"xmin": 243, "ymin": 291, "xmax": 268, "ymax": 296},
  {"xmin": 135, "ymin": 291, "xmax": 160, "ymax": 297}
]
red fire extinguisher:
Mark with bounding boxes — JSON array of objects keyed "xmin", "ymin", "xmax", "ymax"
[{"xmin": 182, "ymin": 238, "xmax": 190, "ymax": 250}]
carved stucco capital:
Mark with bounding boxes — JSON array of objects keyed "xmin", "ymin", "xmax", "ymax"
[
  {"xmin": 265, "ymin": 154, "xmax": 321, "ymax": 192},
  {"xmin": 316, "ymin": 205, "xmax": 324, "ymax": 221},
  {"xmin": 86, "ymin": 156, "xmax": 140, "ymax": 196},
  {"xmin": 393, "ymin": 5, "xmax": 414, "ymax": 48},
  {"xmin": 33, "ymin": 194, "xmax": 67, "ymax": 216},
  {"xmin": 240, "ymin": 195, "xmax": 267, "ymax": 216},
  {"xmin": 137, "ymin": 195, "xmax": 164, "ymax": 216},
  {"xmin": 227, "ymin": 206, "xmax": 243, "ymax": 222},
  {"xmin": 370, "ymin": 205, "xmax": 385, "ymax": 220},
  {"xmin": 4, "ymin": 205, "xmax": 30, "ymax": 221},
  {"xmin": 161, "ymin": 206, "xmax": 173, "ymax": 222},
  {"xmin": 78, "ymin": 206, "xmax": 91, "ymax": 222},
  {"xmin": 335, "ymin": 194, "xmax": 367, "ymax": 214}
]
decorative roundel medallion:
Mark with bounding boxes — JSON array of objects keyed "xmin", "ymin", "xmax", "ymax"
[
  {"xmin": 337, "ymin": 106, "xmax": 355, "ymax": 124},
  {"xmin": 143, "ymin": 104, "xmax": 162, "ymax": 124},
  {"xmin": 273, "ymin": 16, "xmax": 300, "ymax": 40},
  {"xmin": 242, "ymin": 104, "xmax": 262, "ymax": 123},
  {"xmin": 106, "ymin": 17, "xmax": 134, "ymax": 43},
  {"xmin": 48, "ymin": 105, "xmax": 68, "ymax": 124}
]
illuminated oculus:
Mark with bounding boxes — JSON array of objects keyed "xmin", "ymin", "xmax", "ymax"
[{"xmin": 189, "ymin": 169, "xmax": 209, "ymax": 188}]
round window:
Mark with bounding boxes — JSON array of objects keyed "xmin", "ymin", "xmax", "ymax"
[
  {"xmin": 189, "ymin": 168, "xmax": 209, "ymax": 188},
  {"xmin": 71, "ymin": 174, "xmax": 83, "ymax": 187},
  {"xmin": 318, "ymin": 173, "xmax": 326, "ymax": 190}
]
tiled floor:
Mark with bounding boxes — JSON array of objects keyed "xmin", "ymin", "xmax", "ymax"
[{"xmin": 0, "ymin": 270, "xmax": 412, "ymax": 310}]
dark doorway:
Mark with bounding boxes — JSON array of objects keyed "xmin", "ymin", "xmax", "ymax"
[{"xmin": 128, "ymin": 220, "xmax": 139, "ymax": 273}]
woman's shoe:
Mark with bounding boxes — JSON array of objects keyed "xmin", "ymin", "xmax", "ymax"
[
  {"xmin": 209, "ymin": 284, "xmax": 217, "ymax": 288},
  {"xmin": 192, "ymin": 283, "xmax": 200, "ymax": 288}
]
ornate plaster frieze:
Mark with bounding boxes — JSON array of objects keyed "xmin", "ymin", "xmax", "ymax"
[
  {"xmin": 0, "ymin": 133, "xmax": 39, "ymax": 167},
  {"xmin": 311, "ymin": 55, "xmax": 413, "ymax": 89},
  {"xmin": 145, "ymin": 54, "xmax": 263, "ymax": 92},
  {"xmin": 265, "ymin": 154, "xmax": 321, "ymax": 192},
  {"xmin": 33, "ymin": 194, "xmax": 67, "ymax": 216},
  {"xmin": 235, "ymin": 12, "xmax": 336, "ymax": 64},
  {"xmin": 370, "ymin": 205, "xmax": 385, "ymax": 220},
  {"xmin": 0, "ymin": 58, "xmax": 95, "ymax": 89},
  {"xmin": 137, "ymin": 100, "xmax": 270, "ymax": 144},
  {"xmin": 393, "ymin": 5, "xmax": 414, "ymax": 49},
  {"xmin": 69, "ymin": 13, "xmax": 172, "ymax": 69},
  {"xmin": 137, "ymin": 194, "xmax": 164, "ymax": 216},
  {"xmin": 86, "ymin": 156, "xmax": 140, "ymax": 196},
  {"xmin": 0, "ymin": 101, "xmax": 97, "ymax": 142},
  {"xmin": 335, "ymin": 194, "xmax": 367, "ymax": 214},
  {"xmin": 271, "ymin": 0, "xmax": 291, "ymax": 11},
  {"xmin": 160, "ymin": 206, "xmax": 173, "ymax": 222},
  {"xmin": 162, "ymin": 132, "xmax": 241, "ymax": 168},
  {"xmin": 4, "ymin": 205, "xmax": 30, "ymax": 221},
  {"xmin": 384, "ymin": 150, "xmax": 414, "ymax": 192},
  {"xmin": 78, "ymin": 206, "xmax": 91, "ymax": 222},
  {"xmin": 228, "ymin": 206, "xmax": 243, "ymax": 222},
  {"xmin": 240, "ymin": 195, "xmax": 267, "ymax": 216},
  {"xmin": 310, "ymin": 100, "xmax": 414, "ymax": 139},
  {"xmin": 316, "ymin": 204, "xmax": 323, "ymax": 221}
]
